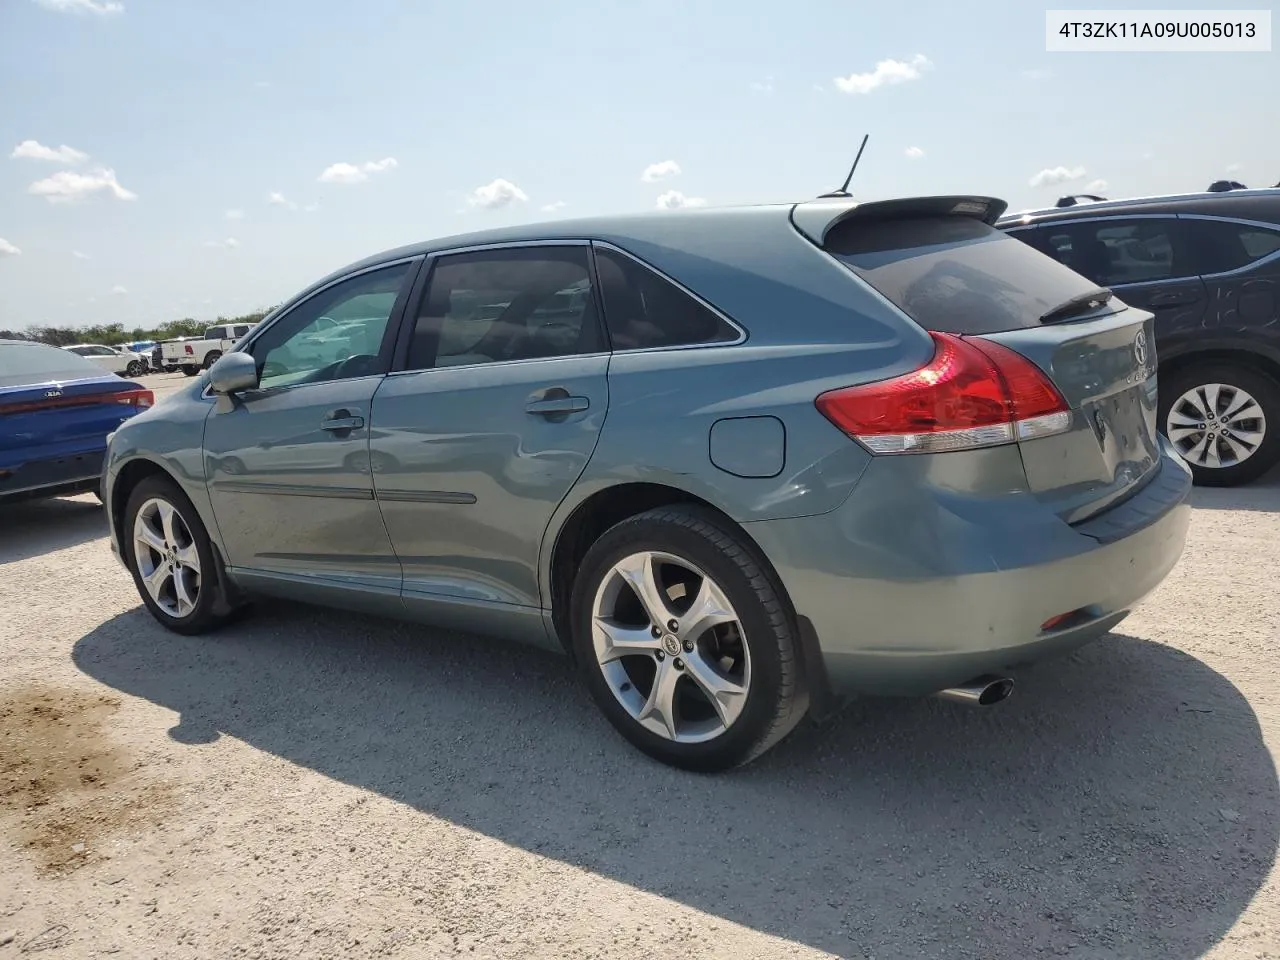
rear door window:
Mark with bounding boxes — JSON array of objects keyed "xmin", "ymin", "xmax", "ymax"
[
  {"xmin": 1185, "ymin": 218, "xmax": 1280, "ymax": 275},
  {"xmin": 825, "ymin": 215, "xmax": 1114, "ymax": 335},
  {"xmin": 593, "ymin": 247, "xmax": 740, "ymax": 349},
  {"xmin": 1034, "ymin": 218, "xmax": 1185, "ymax": 287}
]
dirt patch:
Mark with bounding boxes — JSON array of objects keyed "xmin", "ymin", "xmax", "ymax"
[{"xmin": 0, "ymin": 684, "xmax": 175, "ymax": 876}]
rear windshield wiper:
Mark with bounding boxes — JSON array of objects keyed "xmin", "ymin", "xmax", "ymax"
[{"xmin": 1039, "ymin": 288, "xmax": 1114, "ymax": 325}]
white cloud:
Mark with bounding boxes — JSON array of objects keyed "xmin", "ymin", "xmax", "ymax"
[
  {"xmin": 467, "ymin": 178, "xmax": 528, "ymax": 210},
  {"xmin": 656, "ymin": 190, "xmax": 706, "ymax": 210},
  {"xmin": 27, "ymin": 167, "xmax": 136, "ymax": 203},
  {"xmin": 540, "ymin": 201, "xmax": 567, "ymax": 213},
  {"xmin": 0, "ymin": 238, "xmax": 21, "ymax": 256},
  {"xmin": 110, "ymin": 285, "xmax": 127, "ymax": 295},
  {"xmin": 1028, "ymin": 165, "xmax": 1087, "ymax": 188},
  {"xmin": 1226, "ymin": 162, "xmax": 1243, "ymax": 173},
  {"xmin": 268, "ymin": 191, "xmax": 297, "ymax": 210},
  {"xmin": 750, "ymin": 76, "xmax": 775, "ymax": 94},
  {"xmin": 33, "ymin": 0, "xmax": 124, "ymax": 14},
  {"xmin": 1083, "ymin": 178, "xmax": 1108, "ymax": 193},
  {"xmin": 10, "ymin": 139, "xmax": 90, "ymax": 164},
  {"xmin": 641, "ymin": 160, "xmax": 681, "ymax": 183},
  {"xmin": 1022, "ymin": 68, "xmax": 1053, "ymax": 81},
  {"xmin": 203, "ymin": 238, "xmax": 240, "ymax": 249},
  {"xmin": 904, "ymin": 146, "xmax": 925, "ymax": 159},
  {"xmin": 225, "ymin": 208, "xmax": 245, "ymax": 220},
  {"xmin": 317, "ymin": 157, "xmax": 399, "ymax": 184},
  {"xmin": 72, "ymin": 249, "xmax": 90, "ymax": 259},
  {"xmin": 834, "ymin": 54, "xmax": 932, "ymax": 95}
]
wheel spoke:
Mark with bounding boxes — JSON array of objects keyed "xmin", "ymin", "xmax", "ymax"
[
  {"xmin": 677, "ymin": 577, "xmax": 737, "ymax": 645},
  {"xmin": 143, "ymin": 564, "xmax": 170, "ymax": 602},
  {"xmin": 1167, "ymin": 425, "xmax": 1202, "ymax": 442},
  {"xmin": 1221, "ymin": 433, "xmax": 1253, "ymax": 464},
  {"xmin": 1222, "ymin": 394, "xmax": 1259, "ymax": 423},
  {"xmin": 175, "ymin": 542, "xmax": 201, "ymax": 573},
  {"xmin": 1228, "ymin": 427, "xmax": 1264, "ymax": 446},
  {"xmin": 172, "ymin": 568, "xmax": 197, "ymax": 616},
  {"xmin": 681, "ymin": 650, "xmax": 748, "ymax": 728},
  {"xmin": 1185, "ymin": 434, "xmax": 1212, "ymax": 465},
  {"xmin": 615, "ymin": 552, "xmax": 672, "ymax": 628},
  {"xmin": 1167, "ymin": 410, "xmax": 1202, "ymax": 430},
  {"xmin": 637, "ymin": 662, "xmax": 681, "ymax": 740},
  {"xmin": 1201, "ymin": 383, "xmax": 1222, "ymax": 418},
  {"xmin": 135, "ymin": 522, "xmax": 166, "ymax": 554},
  {"xmin": 593, "ymin": 617, "xmax": 661, "ymax": 664},
  {"xmin": 157, "ymin": 501, "xmax": 179, "ymax": 546}
]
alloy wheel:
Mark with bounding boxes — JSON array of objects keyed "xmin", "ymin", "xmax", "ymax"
[
  {"xmin": 590, "ymin": 550, "xmax": 750, "ymax": 743},
  {"xmin": 132, "ymin": 497, "xmax": 202, "ymax": 618},
  {"xmin": 1166, "ymin": 382, "xmax": 1267, "ymax": 469}
]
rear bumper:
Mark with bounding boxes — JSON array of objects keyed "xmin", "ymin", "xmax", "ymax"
[
  {"xmin": 744, "ymin": 442, "xmax": 1192, "ymax": 697},
  {"xmin": 0, "ymin": 448, "xmax": 105, "ymax": 503}
]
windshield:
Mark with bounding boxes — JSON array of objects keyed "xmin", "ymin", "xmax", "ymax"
[
  {"xmin": 0, "ymin": 341, "xmax": 107, "ymax": 388},
  {"xmin": 824, "ymin": 215, "xmax": 1121, "ymax": 335}
]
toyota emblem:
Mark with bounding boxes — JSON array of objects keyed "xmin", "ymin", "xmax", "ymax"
[{"xmin": 1133, "ymin": 330, "xmax": 1148, "ymax": 367}]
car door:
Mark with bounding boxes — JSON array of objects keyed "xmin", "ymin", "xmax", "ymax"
[
  {"xmin": 1021, "ymin": 217, "xmax": 1207, "ymax": 358},
  {"xmin": 202, "ymin": 258, "xmax": 419, "ymax": 606},
  {"xmin": 1180, "ymin": 214, "xmax": 1280, "ymax": 352},
  {"xmin": 368, "ymin": 243, "xmax": 609, "ymax": 635}
]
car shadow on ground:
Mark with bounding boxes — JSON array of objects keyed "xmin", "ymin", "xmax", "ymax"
[
  {"xmin": 1190, "ymin": 464, "xmax": 1280, "ymax": 512},
  {"xmin": 74, "ymin": 605, "xmax": 1277, "ymax": 959},
  {"xmin": 0, "ymin": 495, "xmax": 106, "ymax": 563}
]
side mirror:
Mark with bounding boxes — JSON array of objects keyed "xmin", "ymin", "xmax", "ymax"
[{"xmin": 208, "ymin": 352, "xmax": 260, "ymax": 395}]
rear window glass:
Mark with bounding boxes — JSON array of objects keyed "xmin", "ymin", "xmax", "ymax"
[
  {"xmin": 824, "ymin": 216, "xmax": 1113, "ymax": 335},
  {"xmin": 0, "ymin": 342, "xmax": 104, "ymax": 387}
]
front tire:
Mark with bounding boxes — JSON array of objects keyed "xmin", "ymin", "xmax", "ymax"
[
  {"xmin": 570, "ymin": 506, "xmax": 805, "ymax": 772},
  {"xmin": 1159, "ymin": 363, "xmax": 1280, "ymax": 487},
  {"xmin": 126, "ymin": 359, "xmax": 145, "ymax": 377},
  {"xmin": 123, "ymin": 475, "xmax": 232, "ymax": 635}
]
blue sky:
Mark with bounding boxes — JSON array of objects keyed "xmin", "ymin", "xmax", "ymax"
[{"xmin": 1, "ymin": 0, "xmax": 1276, "ymax": 330}]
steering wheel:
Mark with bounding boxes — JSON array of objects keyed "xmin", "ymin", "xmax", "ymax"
[{"xmin": 330, "ymin": 354, "xmax": 380, "ymax": 380}]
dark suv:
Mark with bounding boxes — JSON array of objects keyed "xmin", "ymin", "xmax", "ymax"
[{"xmin": 999, "ymin": 189, "xmax": 1280, "ymax": 486}]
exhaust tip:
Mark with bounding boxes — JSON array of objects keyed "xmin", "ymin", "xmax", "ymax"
[{"xmin": 935, "ymin": 674, "xmax": 1015, "ymax": 707}]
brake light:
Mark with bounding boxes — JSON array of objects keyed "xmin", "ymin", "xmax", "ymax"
[
  {"xmin": 184, "ymin": 344, "xmax": 194, "ymax": 355},
  {"xmin": 116, "ymin": 388, "xmax": 154, "ymax": 409},
  {"xmin": 815, "ymin": 332, "xmax": 1070, "ymax": 455}
]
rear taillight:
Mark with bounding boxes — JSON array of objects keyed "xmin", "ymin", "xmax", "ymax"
[
  {"xmin": 116, "ymin": 388, "xmax": 154, "ymax": 409},
  {"xmin": 815, "ymin": 332, "xmax": 1070, "ymax": 455},
  {"xmin": 184, "ymin": 344, "xmax": 194, "ymax": 355}
]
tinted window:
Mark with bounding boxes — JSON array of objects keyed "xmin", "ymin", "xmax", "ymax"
[
  {"xmin": 405, "ymin": 246, "xmax": 601, "ymax": 370},
  {"xmin": 827, "ymin": 216, "xmax": 1112, "ymax": 335},
  {"xmin": 1037, "ymin": 219, "xmax": 1180, "ymax": 286},
  {"xmin": 594, "ymin": 248, "xmax": 739, "ymax": 350},
  {"xmin": 0, "ymin": 342, "xmax": 104, "ymax": 387},
  {"xmin": 1190, "ymin": 219, "xmax": 1280, "ymax": 274},
  {"xmin": 249, "ymin": 263, "xmax": 411, "ymax": 389}
]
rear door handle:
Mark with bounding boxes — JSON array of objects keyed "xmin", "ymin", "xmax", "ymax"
[
  {"xmin": 321, "ymin": 415, "xmax": 365, "ymax": 432},
  {"xmin": 525, "ymin": 397, "xmax": 589, "ymax": 416}
]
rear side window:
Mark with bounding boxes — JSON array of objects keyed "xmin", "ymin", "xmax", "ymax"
[
  {"xmin": 1188, "ymin": 219, "xmax": 1280, "ymax": 274},
  {"xmin": 825, "ymin": 216, "xmax": 1110, "ymax": 335},
  {"xmin": 594, "ymin": 247, "xmax": 740, "ymax": 350}
]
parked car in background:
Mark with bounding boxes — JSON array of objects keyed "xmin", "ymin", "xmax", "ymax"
[
  {"xmin": 153, "ymin": 336, "xmax": 200, "ymax": 373},
  {"xmin": 1, "ymin": 339, "xmax": 153, "ymax": 504},
  {"xmin": 64, "ymin": 343, "xmax": 147, "ymax": 378},
  {"xmin": 1000, "ymin": 188, "xmax": 1280, "ymax": 486},
  {"xmin": 103, "ymin": 197, "xmax": 1190, "ymax": 770},
  {"xmin": 161, "ymin": 322, "xmax": 257, "ymax": 377},
  {"xmin": 122, "ymin": 340, "xmax": 157, "ymax": 372}
]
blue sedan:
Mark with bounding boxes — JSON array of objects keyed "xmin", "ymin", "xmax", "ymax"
[{"xmin": 1, "ymin": 338, "xmax": 154, "ymax": 504}]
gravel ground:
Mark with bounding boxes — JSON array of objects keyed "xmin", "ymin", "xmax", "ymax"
[{"xmin": 2, "ymin": 372, "xmax": 1278, "ymax": 959}]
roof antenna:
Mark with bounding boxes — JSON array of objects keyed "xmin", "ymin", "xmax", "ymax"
[{"xmin": 819, "ymin": 134, "xmax": 869, "ymax": 199}]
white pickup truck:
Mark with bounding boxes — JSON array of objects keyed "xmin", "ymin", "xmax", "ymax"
[{"xmin": 161, "ymin": 322, "xmax": 257, "ymax": 376}]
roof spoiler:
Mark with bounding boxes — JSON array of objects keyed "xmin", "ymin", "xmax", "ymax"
[{"xmin": 790, "ymin": 195, "xmax": 1009, "ymax": 246}]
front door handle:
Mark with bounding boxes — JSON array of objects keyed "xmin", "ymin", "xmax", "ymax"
[
  {"xmin": 321, "ymin": 415, "xmax": 365, "ymax": 432},
  {"xmin": 525, "ymin": 396, "xmax": 589, "ymax": 416}
]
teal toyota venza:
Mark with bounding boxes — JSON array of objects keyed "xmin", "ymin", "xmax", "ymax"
[{"xmin": 103, "ymin": 196, "xmax": 1191, "ymax": 771}]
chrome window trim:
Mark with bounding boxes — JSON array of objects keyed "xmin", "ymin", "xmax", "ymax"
[{"xmin": 384, "ymin": 351, "xmax": 612, "ymax": 379}]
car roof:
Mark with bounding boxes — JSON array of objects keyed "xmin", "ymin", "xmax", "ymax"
[{"xmin": 998, "ymin": 188, "xmax": 1280, "ymax": 227}]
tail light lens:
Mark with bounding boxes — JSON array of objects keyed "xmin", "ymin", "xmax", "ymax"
[
  {"xmin": 184, "ymin": 344, "xmax": 194, "ymax": 355},
  {"xmin": 116, "ymin": 388, "xmax": 154, "ymax": 409},
  {"xmin": 815, "ymin": 332, "xmax": 1070, "ymax": 455}
]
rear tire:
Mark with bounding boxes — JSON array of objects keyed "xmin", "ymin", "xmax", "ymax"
[
  {"xmin": 1159, "ymin": 362, "xmax": 1280, "ymax": 487},
  {"xmin": 181, "ymin": 365, "xmax": 199, "ymax": 377},
  {"xmin": 123, "ymin": 475, "xmax": 234, "ymax": 635},
  {"xmin": 203, "ymin": 351, "xmax": 222, "ymax": 370},
  {"xmin": 570, "ymin": 506, "xmax": 806, "ymax": 772}
]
